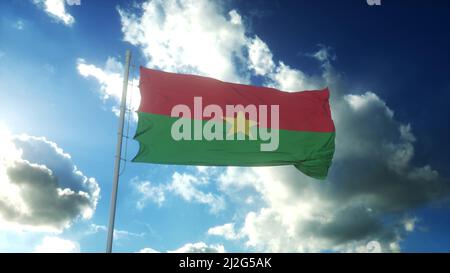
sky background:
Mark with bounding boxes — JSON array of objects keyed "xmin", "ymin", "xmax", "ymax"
[{"xmin": 0, "ymin": 0, "xmax": 449, "ymax": 253}]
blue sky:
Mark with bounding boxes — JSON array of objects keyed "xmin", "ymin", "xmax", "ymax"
[{"xmin": 0, "ymin": 0, "xmax": 449, "ymax": 253}]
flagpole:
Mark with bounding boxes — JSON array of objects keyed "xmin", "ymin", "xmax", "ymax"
[{"xmin": 106, "ymin": 49, "xmax": 131, "ymax": 253}]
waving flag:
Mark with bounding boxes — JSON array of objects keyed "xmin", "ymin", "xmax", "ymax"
[{"xmin": 133, "ymin": 67, "xmax": 335, "ymax": 179}]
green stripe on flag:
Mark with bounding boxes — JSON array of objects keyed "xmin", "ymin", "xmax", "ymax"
[{"xmin": 133, "ymin": 112, "xmax": 335, "ymax": 179}]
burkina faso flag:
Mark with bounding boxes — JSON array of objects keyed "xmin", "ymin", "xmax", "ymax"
[{"xmin": 133, "ymin": 67, "xmax": 335, "ymax": 180}]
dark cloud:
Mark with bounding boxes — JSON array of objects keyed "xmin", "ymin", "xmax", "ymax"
[{"xmin": 0, "ymin": 135, "xmax": 99, "ymax": 231}]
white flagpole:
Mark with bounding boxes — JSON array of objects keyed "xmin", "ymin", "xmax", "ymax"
[{"xmin": 106, "ymin": 50, "xmax": 131, "ymax": 253}]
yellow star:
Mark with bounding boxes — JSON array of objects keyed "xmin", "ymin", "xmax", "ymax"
[{"xmin": 223, "ymin": 111, "xmax": 258, "ymax": 138}]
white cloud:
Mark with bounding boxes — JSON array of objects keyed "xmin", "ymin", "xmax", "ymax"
[
  {"xmin": 77, "ymin": 57, "xmax": 140, "ymax": 119},
  {"xmin": 354, "ymin": 240, "xmax": 383, "ymax": 253},
  {"xmin": 118, "ymin": 0, "xmax": 249, "ymax": 83},
  {"xmin": 168, "ymin": 242, "xmax": 225, "ymax": 253},
  {"xmin": 169, "ymin": 172, "xmax": 225, "ymax": 213},
  {"xmin": 208, "ymin": 223, "xmax": 239, "ymax": 240},
  {"xmin": 311, "ymin": 45, "xmax": 336, "ymax": 64},
  {"xmin": 33, "ymin": 0, "xmax": 76, "ymax": 26},
  {"xmin": 196, "ymin": 166, "xmax": 218, "ymax": 174},
  {"xmin": 403, "ymin": 217, "xmax": 418, "ymax": 232},
  {"xmin": 138, "ymin": 242, "xmax": 225, "ymax": 253},
  {"xmin": 133, "ymin": 180, "xmax": 166, "ymax": 209},
  {"xmin": 345, "ymin": 92, "xmax": 393, "ymax": 118},
  {"xmin": 138, "ymin": 247, "xmax": 159, "ymax": 253},
  {"xmin": 269, "ymin": 62, "xmax": 321, "ymax": 92},
  {"xmin": 133, "ymin": 172, "xmax": 225, "ymax": 214},
  {"xmin": 88, "ymin": 224, "xmax": 144, "ymax": 240},
  {"xmin": 313, "ymin": 49, "xmax": 329, "ymax": 62},
  {"xmin": 76, "ymin": 57, "xmax": 124, "ymax": 101},
  {"xmin": 248, "ymin": 36, "xmax": 275, "ymax": 76},
  {"xmin": 247, "ymin": 37, "xmax": 323, "ymax": 92},
  {"xmin": 33, "ymin": 236, "xmax": 80, "ymax": 253},
  {"xmin": 0, "ymin": 128, "xmax": 99, "ymax": 232}
]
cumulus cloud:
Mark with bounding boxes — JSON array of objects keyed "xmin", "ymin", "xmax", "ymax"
[
  {"xmin": 0, "ymin": 128, "xmax": 99, "ymax": 232},
  {"xmin": 138, "ymin": 241, "xmax": 225, "ymax": 253},
  {"xmin": 310, "ymin": 45, "xmax": 336, "ymax": 67},
  {"xmin": 88, "ymin": 224, "xmax": 144, "ymax": 240},
  {"xmin": 354, "ymin": 240, "xmax": 383, "ymax": 253},
  {"xmin": 133, "ymin": 180, "xmax": 166, "ymax": 208},
  {"xmin": 169, "ymin": 241, "xmax": 225, "ymax": 253},
  {"xmin": 33, "ymin": 236, "xmax": 80, "ymax": 253},
  {"xmin": 133, "ymin": 172, "xmax": 225, "ymax": 214},
  {"xmin": 268, "ymin": 61, "xmax": 320, "ymax": 91},
  {"xmin": 247, "ymin": 36, "xmax": 321, "ymax": 91},
  {"xmin": 77, "ymin": 57, "xmax": 140, "ymax": 119},
  {"xmin": 208, "ymin": 223, "xmax": 239, "ymax": 240},
  {"xmin": 118, "ymin": 0, "xmax": 249, "ymax": 83},
  {"xmin": 247, "ymin": 36, "xmax": 275, "ymax": 76},
  {"xmin": 169, "ymin": 172, "xmax": 225, "ymax": 213},
  {"xmin": 117, "ymin": 0, "xmax": 449, "ymax": 252},
  {"xmin": 138, "ymin": 247, "xmax": 159, "ymax": 253},
  {"xmin": 33, "ymin": 0, "xmax": 78, "ymax": 26}
]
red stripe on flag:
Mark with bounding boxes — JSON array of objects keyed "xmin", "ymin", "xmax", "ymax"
[{"xmin": 139, "ymin": 67, "xmax": 335, "ymax": 132}]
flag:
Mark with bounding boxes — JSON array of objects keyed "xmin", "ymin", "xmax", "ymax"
[{"xmin": 133, "ymin": 67, "xmax": 335, "ymax": 179}]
